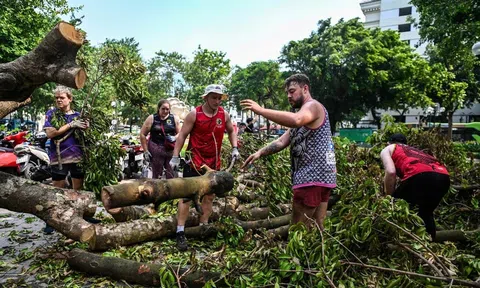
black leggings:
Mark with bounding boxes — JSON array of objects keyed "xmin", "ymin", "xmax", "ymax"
[{"xmin": 393, "ymin": 172, "xmax": 450, "ymax": 240}]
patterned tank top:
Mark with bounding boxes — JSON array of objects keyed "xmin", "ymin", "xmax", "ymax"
[{"xmin": 290, "ymin": 103, "xmax": 337, "ymax": 189}]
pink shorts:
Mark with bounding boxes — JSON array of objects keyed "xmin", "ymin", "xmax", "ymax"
[{"xmin": 293, "ymin": 186, "xmax": 331, "ymax": 207}]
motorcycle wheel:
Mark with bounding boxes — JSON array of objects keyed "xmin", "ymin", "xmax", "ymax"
[{"xmin": 23, "ymin": 163, "xmax": 37, "ymax": 180}]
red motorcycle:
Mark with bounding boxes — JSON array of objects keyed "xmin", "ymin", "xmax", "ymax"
[{"xmin": 0, "ymin": 131, "xmax": 29, "ymax": 175}]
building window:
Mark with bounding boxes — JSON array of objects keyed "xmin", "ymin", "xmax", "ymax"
[
  {"xmin": 393, "ymin": 115, "xmax": 406, "ymax": 123},
  {"xmin": 399, "ymin": 7, "xmax": 412, "ymax": 16},
  {"xmin": 398, "ymin": 24, "xmax": 411, "ymax": 32}
]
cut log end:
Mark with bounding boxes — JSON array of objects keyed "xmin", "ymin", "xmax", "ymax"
[
  {"xmin": 80, "ymin": 225, "xmax": 96, "ymax": 244},
  {"xmin": 75, "ymin": 68, "xmax": 86, "ymax": 89},
  {"xmin": 58, "ymin": 21, "xmax": 84, "ymax": 45}
]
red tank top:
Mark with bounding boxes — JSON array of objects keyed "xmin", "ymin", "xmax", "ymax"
[
  {"xmin": 391, "ymin": 144, "xmax": 449, "ymax": 181},
  {"xmin": 187, "ymin": 106, "xmax": 226, "ymax": 170}
]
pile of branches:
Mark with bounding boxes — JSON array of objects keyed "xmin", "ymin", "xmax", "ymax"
[{"xmin": 4, "ymin": 118, "xmax": 480, "ymax": 287}]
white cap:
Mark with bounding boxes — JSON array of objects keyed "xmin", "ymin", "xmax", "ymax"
[{"xmin": 201, "ymin": 84, "xmax": 228, "ymax": 100}]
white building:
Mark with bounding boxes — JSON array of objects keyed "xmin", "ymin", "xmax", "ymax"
[
  {"xmin": 358, "ymin": 0, "xmax": 480, "ymax": 130},
  {"xmin": 361, "ymin": 0, "xmax": 427, "ymax": 55}
]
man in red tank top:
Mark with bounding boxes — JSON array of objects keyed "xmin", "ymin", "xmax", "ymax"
[
  {"xmin": 169, "ymin": 84, "xmax": 239, "ymax": 251},
  {"xmin": 380, "ymin": 133, "xmax": 450, "ymax": 240}
]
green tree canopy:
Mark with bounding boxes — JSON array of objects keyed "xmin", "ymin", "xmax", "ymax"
[
  {"xmin": 410, "ymin": 0, "xmax": 480, "ymax": 139},
  {"xmin": 147, "ymin": 46, "xmax": 231, "ymax": 108},
  {"xmin": 280, "ymin": 18, "xmax": 433, "ymax": 131},
  {"xmin": 230, "ymin": 61, "xmax": 287, "ymax": 112}
]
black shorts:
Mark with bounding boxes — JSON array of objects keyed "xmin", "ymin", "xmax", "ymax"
[
  {"xmin": 181, "ymin": 165, "xmax": 204, "ymax": 202},
  {"xmin": 393, "ymin": 172, "xmax": 450, "ymax": 207},
  {"xmin": 182, "ymin": 165, "xmax": 203, "ymax": 178},
  {"xmin": 51, "ymin": 163, "xmax": 84, "ymax": 181}
]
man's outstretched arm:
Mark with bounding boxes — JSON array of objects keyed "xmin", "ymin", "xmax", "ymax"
[{"xmin": 241, "ymin": 130, "xmax": 291, "ymax": 169}]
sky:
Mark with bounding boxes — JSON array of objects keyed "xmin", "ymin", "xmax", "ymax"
[{"xmin": 66, "ymin": 0, "xmax": 365, "ymax": 67}]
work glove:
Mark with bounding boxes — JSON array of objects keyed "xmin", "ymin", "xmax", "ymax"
[
  {"xmin": 231, "ymin": 147, "xmax": 240, "ymax": 159},
  {"xmin": 144, "ymin": 151, "xmax": 152, "ymax": 163},
  {"xmin": 69, "ymin": 120, "xmax": 87, "ymax": 129},
  {"xmin": 169, "ymin": 156, "xmax": 180, "ymax": 171}
]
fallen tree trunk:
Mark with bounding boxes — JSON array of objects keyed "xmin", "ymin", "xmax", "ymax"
[
  {"xmin": 107, "ymin": 205, "xmax": 156, "ymax": 222},
  {"xmin": 110, "ymin": 196, "xmax": 291, "ymax": 224},
  {"xmin": 268, "ymin": 225, "xmax": 290, "ymax": 239},
  {"xmin": 184, "ymin": 214, "xmax": 292, "ymax": 238},
  {"xmin": 88, "ymin": 214, "xmax": 292, "ymax": 251},
  {"xmin": 452, "ymin": 184, "xmax": 480, "ymax": 191},
  {"xmin": 0, "ymin": 21, "xmax": 86, "ymax": 118},
  {"xmin": 67, "ymin": 248, "xmax": 221, "ymax": 287},
  {"xmin": 0, "ymin": 98, "xmax": 32, "ymax": 120},
  {"xmin": 0, "ymin": 172, "xmax": 97, "ymax": 241},
  {"xmin": 102, "ymin": 171, "xmax": 234, "ymax": 213},
  {"xmin": 435, "ymin": 229, "xmax": 480, "ymax": 243}
]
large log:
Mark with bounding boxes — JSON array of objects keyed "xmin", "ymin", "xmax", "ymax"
[
  {"xmin": 88, "ymin": 213, "xmax": 292, "ymax": 251},
  {"xmin": 0, "ymin": 21, "xmax": 86, "ymax": 118},
  {"xmin": 435, "ymin": 229, "xmax": 480, "ymax": 243},
  {"xmin": 0, "ymin": 172, "xmax": 97, "ymax": 241},
  {"xmin": 109, "ymin": 196, "xmax": 291, "ymax": 223},
  {"xmin": 184, "ymin": 214, "xmax": 292, "ymax": 238},
  {"xmin": 101, "ymin": 170, "xmax": 234, "ymax": 214},
  {"xmin": 67, "ymin": 248, "xmax": 221, "ymax": 287}
]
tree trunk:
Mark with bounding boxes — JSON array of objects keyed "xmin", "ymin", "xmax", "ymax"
[
  {"xmin": 107, "ymin": 205, "xmax": 157, "ymax": 222},
  {"xmin": 101, "ymin": 170, "xmax": 234, "ymax": 213},
  {"xmin": 447, "ymin": 110, "xmax": 454, "ymax": 141},
  {"xmin": 371, "ymin": 108, "xmax": 381, "ymax": 129},
  {"xmin": 0, "ymin": 172, "xmax": 97, "ymax": 241},
  {"xmin": 67, "ymin": 248, "xmax": 221, "ymax": 287},
  {"xmin": 110, "ymin": 196, "xmax": 286, "ymax": 223},
  {"xmin": 434, "ymin": 229, "xmax": 480, "ymax": 243},
  {"xmin": 183, "ymin": 214, "xmax": 292, "ymax": 238},
  {"xmin": 0, "ymin": 98, "xmax": 32, "ymax": 119},
  {"xmin": 330, "ymin": 118, "xmax": 338, "ymax": 134},
  {"xmin": 90, "ymin": 213, "xmax": 292, "ymax": 251},
  {"xmin": 0, "ymin": 21, "xmax": 86, "ymax": 118}
]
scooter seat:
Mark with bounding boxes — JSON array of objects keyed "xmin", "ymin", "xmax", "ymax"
[
  {"xmin": 0, "ymin": 147, "xmax": 14, "ymax": 153},
  {"xmin": 30, "ymin": 146, "xmax": 47, "ymax": 154}
]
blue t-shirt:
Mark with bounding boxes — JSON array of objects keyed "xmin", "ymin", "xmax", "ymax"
[{"xmin": 44, "ymin": 109, "xmax": 83, "ymax": 164}]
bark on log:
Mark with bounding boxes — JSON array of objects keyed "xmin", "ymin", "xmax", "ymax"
[
  {"xmin": 268, "ymin": 225, "xmax": 290, "ymax": 239},
  {"xmin": 184, "ymin": 214, "xmax": 292, "ymax": 238},
  {"xmin": 101, "ymin": 171, "xmax": 234, "ymax": 214},
  {"xmin": 110, "ymin": 196, "xmax": 288, "ymax": 224},
  {"xmin": 452, "ymin": 184, "xmax": 480, "ymax": 191},
  {"xmin": 434, "ymin": 229, "xmax": 480, "ymax": 243},
  {"xmin": 107, "ymin": 205, "xmax": 156, "ymax": 222},
  {"xmin": 89, "ymin": 213, "xmax": 292, "ymax": 251},
  {"xmin": 0, "ymin": 22, "xmax": 86, "ymax": 117},
  {"xmin": 67, "ymin": 248, "xmax": 221, "ymax": 287},
  {"xmin": 0, "ymin": 98, "xmax": 32, "ymax": 119},
  {"xmin": 0, "ymin": 172, "xmax": 97, "ymax": 241}
]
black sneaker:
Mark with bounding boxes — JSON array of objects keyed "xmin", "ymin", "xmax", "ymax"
[
  {"xmin": 176, "ymin": 231, "xmax": 188, "ymax": 251},
  {"xmin": 43, "ymin": 224, "xmax": 54, "ymax": 235}
]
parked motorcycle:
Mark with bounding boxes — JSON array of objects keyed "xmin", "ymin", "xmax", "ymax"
[
  {"xmin": 14, "ymin": 142, "xmax": 50, "ymax": 181},
  {"xmin": 120, "ymin": 136, "xmax": 145, "ymax": 179},
  {"xmin": 0, "ymin": 130, "xmax": 30, "ymax": 175}
]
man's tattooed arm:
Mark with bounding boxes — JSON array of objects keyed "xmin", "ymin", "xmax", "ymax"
[{"xmin": 260, "ymin": 142, "xmax": 282, "ymax": 156}]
